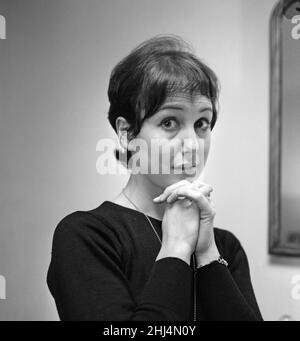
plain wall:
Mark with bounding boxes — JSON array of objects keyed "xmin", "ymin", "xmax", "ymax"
[{"xmin": 1, "ymin": 0, "xmax": 300, "ymax": 321}]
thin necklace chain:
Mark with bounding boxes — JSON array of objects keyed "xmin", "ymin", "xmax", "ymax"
[{"xmin": 121, "ymin": 189, "xmax": 162, "ymax": 244}]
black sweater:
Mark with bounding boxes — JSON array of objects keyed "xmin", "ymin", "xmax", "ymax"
[{"xmin": 47, "ymin": 201, "xmax": 263, "ymax": 321}]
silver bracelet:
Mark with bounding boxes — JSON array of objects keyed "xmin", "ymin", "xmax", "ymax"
[{"xmin": 196, "ymin": 256, "xmax": 228, "ymax": 269}]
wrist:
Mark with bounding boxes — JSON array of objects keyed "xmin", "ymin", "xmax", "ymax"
[
  {"xmin": 156, "ymin": 243, "xmax": 193, "ymax": 266},
  {"xmin": 195, "ymin": 242, "xmax": 220, "ymax": 267}
]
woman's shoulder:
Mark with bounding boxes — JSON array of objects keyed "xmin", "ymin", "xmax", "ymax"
[
  {"xmin": 55, "ymin": 201, "xmax": 123, "ymax": 226},
  {"xmin": 213, "ymin": 227, "xmax": 244, "ymax": 263},
  {"xmin": 51, "ymin": 202, "xmax": 124, "ymax": 244},
  {"xmin": 48, "ymin": 204, "xmax": 125, "ymax": 278},
  {"xmin": 214, "ymin": 227, "xmax": 241, "ymax": 246}
]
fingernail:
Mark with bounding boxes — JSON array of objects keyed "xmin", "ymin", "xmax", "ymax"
[{"xmin": 153, "ymin": 196, "xmax": 161, "ymax": 202}]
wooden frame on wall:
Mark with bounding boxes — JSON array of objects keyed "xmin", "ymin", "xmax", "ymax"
[{"xmin": 269, "ymin": 0, "xmax": 300, "ymax": 256}]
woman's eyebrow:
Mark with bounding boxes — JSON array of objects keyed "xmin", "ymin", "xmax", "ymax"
[{"xmin": 158, "ymin": 103, "xmax": 213, "ymax": 113}]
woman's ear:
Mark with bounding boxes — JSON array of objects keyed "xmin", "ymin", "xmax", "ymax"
[{"xmin": 115, "ymin": 116, "xmax": 131, "ymax": 152}]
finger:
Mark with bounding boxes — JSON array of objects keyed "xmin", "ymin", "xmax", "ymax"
[
  {"xmin": 166, "ymin": 184, "xmax": 213, "ymax": 205},
  {"xmin": 167, "ymin": 195, "xmax": 193, "ymax": 205},
  {"xmin": 192, "ymin": 180, "xmax": 213, "ymax": 192},
  {"xmin": 164, "ymin": 182, "xmax": 194, "ymax": 203},
  {"xmin": 193, "ymin": 183, "xmax": 213, "ymax": 198},
  {"xmin": 153, "ymin": 180, "xmax": 190, "ymax": 202},
  {"xmin": 181, "ymin": 198, "xmax": 194, "ymax": 208},
  {"xmin": 166, "ymin": 191, "xmax": 181, "ymax": 203},
  {"xmin": 179, "ymin": 188, "xmax": 212, "ymax": 210},
  {"xmin": 166, "ymin": 185, "xmax": 213, "ymax": 207},
  {"xmin": 206, "ymin": 190, "xmax": 212, "ymax": 199},
  {"xmin": 201, "ymin": 198, "xmax": 217, "ymax": 218}
]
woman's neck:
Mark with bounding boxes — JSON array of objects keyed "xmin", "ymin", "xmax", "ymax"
[{"xmin": 122, "ymin": 174, "xmax": 166, "ymax": 221}]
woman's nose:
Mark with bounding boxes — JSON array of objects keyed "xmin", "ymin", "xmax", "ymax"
[
  {"xmin": 180, "ymin": 128, "xmax": 202, "ymax": 163},
  {"xmin": 180, "ymin": 127, "xmax": 200, "ymax": 152}
]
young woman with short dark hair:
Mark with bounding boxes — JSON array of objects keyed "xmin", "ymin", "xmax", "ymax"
[{"xmin": 47, "ymin": 34, "xmax": 263, "ymax": 321}]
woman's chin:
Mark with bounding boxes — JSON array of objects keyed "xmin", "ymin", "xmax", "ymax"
[
  {"xmin": 165, "ymin": 169, "xmax": 200, "ymax": 183},
  {"xmin": 172, "ymin": 167, "xmax": 199, "ymax": 178}
]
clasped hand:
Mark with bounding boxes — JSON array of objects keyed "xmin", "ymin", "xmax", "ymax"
[{"xmin": 153, "ymin": 178, "xmax": 217, "ymax": 257}]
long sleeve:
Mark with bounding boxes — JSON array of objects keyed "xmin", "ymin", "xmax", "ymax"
[
  {"xmin": 195, "ymin": 231, "xmax": 263, "ymax": 321},
  {"xmin": 47, "ymin": 212, "xmax": 193, "ymax": 321}
]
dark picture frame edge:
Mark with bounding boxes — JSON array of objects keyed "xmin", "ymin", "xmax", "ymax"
[{"xmin": 268, "ymin": 0, "xmax": 300, "ymax": 256}]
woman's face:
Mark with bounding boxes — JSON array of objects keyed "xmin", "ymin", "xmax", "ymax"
[{"xmin": 129, "ymin": 93, "xmax": 213, "ymax": 189}]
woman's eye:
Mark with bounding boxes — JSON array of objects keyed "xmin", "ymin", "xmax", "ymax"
[
  {"xmin": 159, "ymin": 117, "xmax": 212, "ymax": 132},
  {"xmin": 195, "ymin": 118, "xmax": 211, "ymax": 131},
  {"xmin": 160, "ymin": 118, "xmax": 179, "ymax": 130}
]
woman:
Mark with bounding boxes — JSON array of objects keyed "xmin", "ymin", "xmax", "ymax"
[{"xmin": 47, "ymin": 34, "xmax": 263, "ymax": 321}]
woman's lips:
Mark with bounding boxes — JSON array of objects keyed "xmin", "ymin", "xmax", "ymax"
[
  {"xmin": 172, "ymin": 164, "xmax": 199, "ymax": 175},
  {"xmin": 172, "ymin": 163, "xmax": 199, "ymax": 170}
]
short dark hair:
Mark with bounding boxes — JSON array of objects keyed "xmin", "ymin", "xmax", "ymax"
[{"xmin": 107, "ymin": 34, "xmax": 221, "ymax": 166}]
